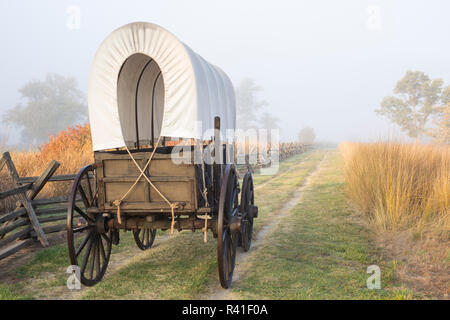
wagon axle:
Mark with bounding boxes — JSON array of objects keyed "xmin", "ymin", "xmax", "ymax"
[{"xmin": 106, "ymin": 215, "xmax": 219, "ymax": 236}]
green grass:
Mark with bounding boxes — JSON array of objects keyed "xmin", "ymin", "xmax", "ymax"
[
  {"xmin": 231, "ymin": 151, "xmax": 415, "ymax": 299},
  {"xmin": 81, "ymin": 231, "xmax": 218, "ymax": 299},
  {"xmin": 0, "ymin": 283, "xmax": 32, "ymax": 300}
]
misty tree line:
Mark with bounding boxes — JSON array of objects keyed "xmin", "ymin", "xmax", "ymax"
[
  {"xmin": 2, "ymin": 74, "xmax": 316, "ymax": 146},
  {"xmin": 376, "ymin": 70, "xmax": 449, "ymax": 144},
  {"xmin": 2, "ymin": 74, "xmax": 88, "ymax": 145},
  {"xmin": 4, "ymin": 70, "xmax": 448, "ymax": 147}
]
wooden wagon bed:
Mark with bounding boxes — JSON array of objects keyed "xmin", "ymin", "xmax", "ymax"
[{"xmin": 94, "ymin": 150, "xmax": 200, "ymax": 214}]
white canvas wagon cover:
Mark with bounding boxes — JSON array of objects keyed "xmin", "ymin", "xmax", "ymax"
[{"xmin": 88, "ymin": 22, "xmax": 236, "ymax": 151}]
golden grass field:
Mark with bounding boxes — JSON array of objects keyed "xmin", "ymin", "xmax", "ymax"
[
  {"xmin": 340, "ymin": 141, "xmax": 449, "ymax": 296},
  {"xmin": 340, "ymin": 141, "xmax": 449, "ymax": 237}
]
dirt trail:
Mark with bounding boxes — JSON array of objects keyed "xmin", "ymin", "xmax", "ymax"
[{"xmin": 206, "ymin": 153, "xmax": 327, "ymax": 300}]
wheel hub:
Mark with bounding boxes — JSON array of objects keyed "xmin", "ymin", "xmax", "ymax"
[{"xmin": 94, "ymin": 214, "xmax": 108, "ymax": 234}]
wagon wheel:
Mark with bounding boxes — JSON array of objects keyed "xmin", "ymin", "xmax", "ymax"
[
  {"xmin": 133, "ymin": 228, "xmax": 156, "ymax": 250},
  {"xmin": 67, "ymin": 164, "xmax": 112, "ymax": 287},
  {"xmin": 217, "ymin": 164, "xmax": 239, "ymax": 289},
  {"xmin": 239, "ymin": 172, "xmax": 254, "ymax": 252}
]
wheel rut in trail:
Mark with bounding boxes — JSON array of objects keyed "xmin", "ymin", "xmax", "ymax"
[{"xmin": 206, "ymin": 153, "xmax": 327, "ymax": 300}]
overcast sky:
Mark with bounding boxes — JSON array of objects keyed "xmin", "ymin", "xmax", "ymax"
[{"xmin": 0, "ymin": 0, "xmax": 449, "ymax": 143}]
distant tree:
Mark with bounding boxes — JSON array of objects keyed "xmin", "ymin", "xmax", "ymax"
[
  {"xmin": 259, "ymin": 112, "xmax": 280, "ymax": 143},
  {"xmin": 426, "ymin": 86, "xmax": 450, "ymax": 144},
  {"xmin": 375, "ymin": 70, "xmax": 443, "ymax": 143},
  {"xmin": 235, "ymin": 78, "xmax": 268, "ymax": 129},
  {"xmin": 3, "ymin": 73, "xmax": 87, "ymax": 145},
  {"xmin": 298, "ymin": 126, "xmax": 315, "ymax": 144},
  {"xmin": 259, "ymin": 112, "xmax": 280, "ymax": 131}
]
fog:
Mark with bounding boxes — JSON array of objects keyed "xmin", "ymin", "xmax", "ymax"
[{"xmin": 0, "ymin": 0, "xmax": 449, "ymax": 143}]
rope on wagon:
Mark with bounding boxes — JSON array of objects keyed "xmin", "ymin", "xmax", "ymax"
[
  {"xmin": 113, "ymin": 136, "xmax": 178, "ymax": 235},
  {"xmin": 197, "ymin": 140, "xmax": 210, "ymax": 243}
]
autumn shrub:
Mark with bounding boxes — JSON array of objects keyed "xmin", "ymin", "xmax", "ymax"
[{"xmin": 0, "ymin": 124, "xmax": 93, "ymax": 212}]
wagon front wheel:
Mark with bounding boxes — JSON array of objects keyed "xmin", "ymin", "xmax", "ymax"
[
  {"xmin": 67, "ymin": 165, "xmax": 112, "ymax": 286},
  {"xmin": 217, "ymin": 164, "xmax": 239, "ymax": 289},
  {"xmin": 133, "ymin": 228, "xmax": 156, "ymax": 250},
  {"xmin": 239, "ymin": 172, "xmax": 255, "ymax": 252}
]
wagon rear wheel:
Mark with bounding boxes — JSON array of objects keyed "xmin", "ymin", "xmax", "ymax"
[
  {"xmin": 239, "ymin": 172, "xmax": 254, "ymax": 252},
  {"xmin": 67, "ymin": 165, "xmax": 112, "ymax": 287},
  {"xmin": 133, "ymin": 228, "xmax": 156, "ymax": 250},
  {"xmin": 217, "ymin": 164, "xmax": 239, "ymax": 289}
]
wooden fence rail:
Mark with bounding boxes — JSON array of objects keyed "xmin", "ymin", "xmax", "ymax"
[
  {"xmin": 0, "ymin": 151, "xmax": 74, "ymax": 260},
  {"xmin": 236, "ymin": 142, "xmax": 312, "ymax": 173}
]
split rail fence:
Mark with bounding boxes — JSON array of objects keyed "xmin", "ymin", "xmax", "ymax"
[{"xmin": 0, "ymin": 151, "xmax": 81, "ymax": 260}]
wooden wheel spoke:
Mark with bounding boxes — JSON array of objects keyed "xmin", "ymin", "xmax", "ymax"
[
  {"xmin": 92, "ymin": 187, "xmax": 99, "ymax": 207},
  {"xmin": 226, "ymin": 237, "xmax": 231, "ymax": 274},
  {"xmin": 73, "ymin": 205, "xmax": 93, "ymax": 222},
  {"xmin": 81, "ymin": 236, "xmax": 94, "ymax": 274},
  {"xmin": 73, "ymin": 225, "xmax": 92, "ymax": 233},
  {"xmin": 101, "ymin": 233, "xmax": 111, "ymax": 244},
  {"xmin": 88, "ymin": 237, "xmax": 97, "ymax": 279},
  {"xmin": 95, "ymin": 238, "xmax": 101, "ymax": 276},
  {"xmin": 83, "ymin": 172, "xmax": 93, "ymax": 206},
  {"xmin": 99, "ymin": 236, "xmax": 106, "ymax": 262},
  {"xmin": 76, "ymin": 230, "xmax": 94, "ymax": 257},
  {"xmin": 140, "ymin": 229, "xmax": 145, "ymax": 244},
  {"xmin": 77, "ymin": 184, "xmax": 90, "ymax": 209}
]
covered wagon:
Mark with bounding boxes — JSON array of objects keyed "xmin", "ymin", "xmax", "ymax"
[{"xmin": 66, "ymin": 22, "xmax": 257, "ymax": 289}]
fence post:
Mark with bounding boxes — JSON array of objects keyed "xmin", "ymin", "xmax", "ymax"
[{"xmin": 2, "ymin": 152, "xmax": 49, "ymax": 247}]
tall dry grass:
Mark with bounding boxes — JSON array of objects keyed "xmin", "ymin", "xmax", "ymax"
[
  {"xmin": 0, "ymin": 124, "xmax": 93, "ymax": 212},
  {"xmin": 340, "ymin": 141, "xmax": 449, "ymax": 237}
]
